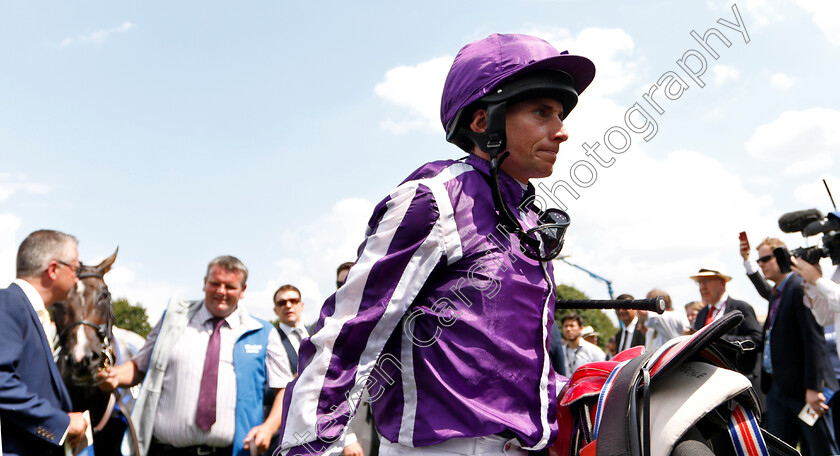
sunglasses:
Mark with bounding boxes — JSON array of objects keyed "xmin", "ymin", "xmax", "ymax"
[
  {"xmin": 275, "ymin": 298, "xmax": 301, "ymax": 307},
  {"xmin": 488, "ymin": 154, "xmax": 570, "ymax": 261},
  {"xmin": 756, "ymin": 255, "xmax": 774, "ymax": 264}
]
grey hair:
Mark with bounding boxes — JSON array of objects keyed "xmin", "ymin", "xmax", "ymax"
[
  {"xmin": 16, "ymin": 229, "xmax": 79, "ymax": 278},
  {"xmin": 205, "ymin": 255, "xmax": 249, "ymax": 285}
]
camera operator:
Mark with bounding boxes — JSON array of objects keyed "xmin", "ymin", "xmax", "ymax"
[
  {"xmin": 793, "ymin": 258, "xmax": 840, "ymax": 356},
  {"xmin": 739, "ymin": 236, "xmax": 838, "ymax": 455}
]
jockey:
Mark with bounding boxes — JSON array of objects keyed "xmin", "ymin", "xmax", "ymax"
[{"xmin": 278, "ymin": 33, "xmax": 595, "ymax": 456}]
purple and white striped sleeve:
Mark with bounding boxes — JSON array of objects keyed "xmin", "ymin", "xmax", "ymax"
[{"xmin": 279, "ymin": 175, "xmax": 459, "ymax": 456}]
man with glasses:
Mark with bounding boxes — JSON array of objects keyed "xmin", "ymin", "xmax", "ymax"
[
  {"xmin": 279, "ymin": 34, "xmax": 593, "ymax": 456},
  {"xmin": 740, "ymin": 236, "xmax": 838, "ymax": 455},
  {"xmin": 0, "ymin": 229, "xmax": 89, "ymax": 455}
]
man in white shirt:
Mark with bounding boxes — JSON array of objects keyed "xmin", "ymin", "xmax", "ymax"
[
  {"xmin": 561, "ymin": 313, "xmax": 605, "ymax": 374},
  {"xmin": 98, "ymin": 256, "xmax": 287, "ymax": 455},
  {"xmin": 273, "ymin": 284, "xmax": 309, "ymax": 359},
  {"xmin": 637, "ymin": 288, "xmax": 688, "ymax": 352}
]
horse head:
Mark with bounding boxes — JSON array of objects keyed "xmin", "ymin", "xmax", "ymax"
[{"xmin": 53, "ymin": 248, "xmax": 118, "ymax": 387}]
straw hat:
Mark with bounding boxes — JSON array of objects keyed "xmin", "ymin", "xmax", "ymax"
[{"xmin": 689, "ymin": 264, "xmax": 732, "ymax": 282}]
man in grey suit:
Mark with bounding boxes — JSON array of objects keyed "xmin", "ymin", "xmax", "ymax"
[{"xmin": 0, "ymin": 229, "xmax": 89, "ymax": 455}]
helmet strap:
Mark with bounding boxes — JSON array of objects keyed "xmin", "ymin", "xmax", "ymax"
[{"xmin": 475, "ymin": 102, "xmax": 523, "ymax": 235}]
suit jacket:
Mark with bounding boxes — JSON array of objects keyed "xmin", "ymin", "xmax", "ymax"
[
  {"xmin": 752, "ymin": 273, "xmax": 834, "ymax": 398},
  {"xmin": 693, "ymin": 297, "xmax": 763, "ymax": 374},
  {"xmin": 614, "ymin": 322, "xmax": 645, "ymax": 353},
  {"xmin": 0, "ymin": 283, "xmax": 72, "ymax": 456},
  {"xmin": 549, "ymin": 322, "xmax": 567, "ymax": 377}
]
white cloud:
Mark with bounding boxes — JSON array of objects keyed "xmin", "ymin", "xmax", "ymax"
[
  {"xmin": 715, "ymin": 0, "xmax": 784, "ymax": 28},
  {"xmin": 245, "ymin": 197, "xmax": 375, "ymax": 324},
  {"xmin": 531, "ymin": 27, "xmax": 638, "ymax": 96},
  {"xmin": 793, "ymin": 175, "xmax": 840, "ymax": 208},
  {"xmin": 0, "ymin": 180, "xmax": 51, "ymax": 203},
  {"xmin": 374, "ymin": 27, "xmax": 639, "ymax": 134},
  {"xmin": 770, "ymin": 73, "xmax": 798, "ymax": 90},
  {"xmin": 745, "ymin": 107, "xmax": 840, "ymax": 174},
  {"xmin": 0, "ymin": 213, "xmax": 22, "ymax": 284},
  {"xmin": 59, "ymin": 22, "xmax": 135, "ymax": 49},
  {"xmin": 95, "ymin": 198, "xmax": 374, "ymax": 326},
  {"xmin": 541, "ymin": 147, "xmax": 778, "ymax": 317},
  {"xmin": 748, "ymin": 176, "xmax": 774, "ymax": 186},
  {"xmin": 795, "ymin": 0, "xmax": 840, "ymax": 46},
  {"xmin": 374, "ymin": 56, "xmax": 452, "ymax": 134},
  {"xmin": 712, "ymin": 64, "xmax": 740, "ymax": 85},
  {"xmin": 716, "ymin": 0, "xmax": 840, "ymax": 45},
  {"xmin": 105, "ymin": 263, "xmax": 190, "ymax": 324}
]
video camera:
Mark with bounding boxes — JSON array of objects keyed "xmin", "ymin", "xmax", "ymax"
[{"xmin": 774, "ymin": 208, "xmax": 840, "ymax": 271}]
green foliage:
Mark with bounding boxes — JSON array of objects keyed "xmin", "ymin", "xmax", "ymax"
[
  {"xmin": 112, "ymin": 297, "xmax": 152, "ymax": 337},
  {"xmin": 554, "ymin": 284, "xmax": 618, "ymax": 351}
]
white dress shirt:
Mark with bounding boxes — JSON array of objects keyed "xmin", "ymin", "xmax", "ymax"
[
  {"xmin": 133, "ymin": 304, "xmax": 288, "ymax": 447},
  {"xmin": 13, "ymin": 278, "xmax": 56, "ymax": 345}
]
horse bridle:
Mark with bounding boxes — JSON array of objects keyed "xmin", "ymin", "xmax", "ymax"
[{"xmin": 57, "ymin": 271, "xmax": 117, "ymax": 374}]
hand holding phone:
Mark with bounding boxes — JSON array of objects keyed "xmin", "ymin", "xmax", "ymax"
[{"xmin": 739, "ymin": 231, "xmax": 750, "ymax": 261}]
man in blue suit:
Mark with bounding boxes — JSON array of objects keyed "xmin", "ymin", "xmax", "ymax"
[
  {"xmin": 747, "ymin": 237, "xmax": 838, "ymax": 455},
  {"xmin": 0, "ymin": 229, "xmax": 89, "ymax": 455}
]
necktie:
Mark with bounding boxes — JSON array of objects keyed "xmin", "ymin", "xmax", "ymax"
[
  {"xmin": 704, "ymin": 305, "xmax": 716, "ymax": 326},
  {"xmin": 36, "ymin": 309, "xmax": 54, "ymax": 341},
  {"xmin": 196, "ymin": 317, "xmax": 225, "ymax": 432},
  {"xmin": 292, "ymin": 328, "xmax": 304, "ymax": 343}
]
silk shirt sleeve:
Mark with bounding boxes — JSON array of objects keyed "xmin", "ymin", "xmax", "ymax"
[{"xmin": 279, "ymin": 181, "xmax": 449, "ymax": 456}]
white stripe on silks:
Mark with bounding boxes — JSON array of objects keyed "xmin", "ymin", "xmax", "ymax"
[
  {"xmin": 283, "ymin": 186, "xmax": 417, "ymax": 447},
  {"xmin": 348, "ymin": 230, "xmax": 442, "ymax": 446},
  {"xmin": 286, "ymin": 181, "xmax": 447, "ymax": 453},
  {"xmin": 425, "ymin": 162, "xmax": 470, "ymax": 264},
  {"xmin": 397, "ymin": 309, "xmax": 418, "ymax": 446},
  {"xmin": 521, "ymin": 263, "xmax": 554, "ymax": 451}
]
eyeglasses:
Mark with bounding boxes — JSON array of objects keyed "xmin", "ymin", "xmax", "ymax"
[
  {"xmin": 336, "ymin": 280, "xmax": 346, "ymax": 289},
  {"xmin": 275, "ymin": 297, "xmax": 301, "ymax": 307},
  {"xmin": 756, "ymin": 255, "xmax": 774, "ymax": 264},
  {"xmin": 56, "ymin": 260, "xmax": 81, "ymax": 277}
]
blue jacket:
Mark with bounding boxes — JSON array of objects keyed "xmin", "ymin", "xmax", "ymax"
[
  {"xmin": 0, "ymin": 282, "xmax": 73, "ymax": 456},
  {"xmin": 126, "ymin": 298, "xmax": 272, "ymax": 456}
]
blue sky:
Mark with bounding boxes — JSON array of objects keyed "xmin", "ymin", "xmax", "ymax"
[{"xmin": 2, "ymin": 0, "xmax": 838, "ymax": 325}]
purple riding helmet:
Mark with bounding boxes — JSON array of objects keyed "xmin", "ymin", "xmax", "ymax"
[
  {"xmin": 441, "ymin": 33, "xmax": 596, "ymax": 153},
  {"xmin": 439, "ymin": 33, "xmax": 596, "ymax": 261}
]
